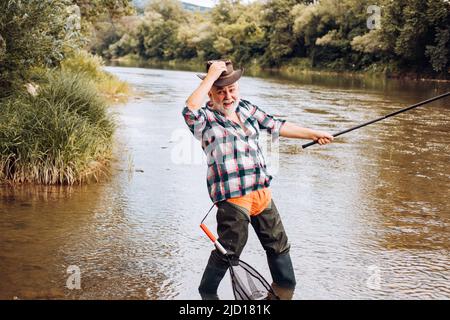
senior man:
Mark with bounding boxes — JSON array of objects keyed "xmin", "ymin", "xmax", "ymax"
[{"xmin": 182, "ymin": 60, "xmax": 333, "ymax": 300}]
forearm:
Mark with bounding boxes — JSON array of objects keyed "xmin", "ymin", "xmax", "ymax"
[
  {"xmin": 186, "ymin": 75, "xmax": 216, "ymax": 111},
  {"xmin": 279, "ymin": 122, "xmax": 319, "ymax": 140}
]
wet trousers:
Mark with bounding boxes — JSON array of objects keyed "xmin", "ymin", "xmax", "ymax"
[{"xmin": 198, "ymin": 199, "xmax": 296, "ymax": 299}]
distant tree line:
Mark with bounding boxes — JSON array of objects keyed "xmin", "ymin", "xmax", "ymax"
[{"xmin": 90, "ymin": 0, "xmax": 450, "ymax": 77}]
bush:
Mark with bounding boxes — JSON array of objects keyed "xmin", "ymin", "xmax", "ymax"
[
  {"xmin": 61, "ymin": 50, "xmax": 130, "ymax": 103},
  {"xmin": 0, "ymin": 70, "xmax": 115, "ymax": 185},
  {"xmin": 0, "ymin": 0, "xmax": 83, "ymax": 98},
  {"xmin": 61, "ymin": 50, "xmax": 106, "ymax": 81}
]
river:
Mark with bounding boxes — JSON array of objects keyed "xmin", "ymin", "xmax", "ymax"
[{"xmin": 0, "ymin": 66, "xmax": 449, "ymax": 299}]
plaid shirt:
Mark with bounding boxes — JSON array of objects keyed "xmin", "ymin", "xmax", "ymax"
[{"xmin": 182, "ymin": 99, "xmax": 285, "ymax": 203}]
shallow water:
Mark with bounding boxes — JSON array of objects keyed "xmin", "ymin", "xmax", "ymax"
[{"xmin": 0, "ymin": 66, "xmax": 449, "ymax": 299}]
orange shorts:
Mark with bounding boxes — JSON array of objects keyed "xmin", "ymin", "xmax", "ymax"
[{"xmin": 227, "ymin": 188, "xmax": 272, "ymax": 216}]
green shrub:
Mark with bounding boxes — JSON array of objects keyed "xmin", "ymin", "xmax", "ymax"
[
  {"xmin": 0, "ymin": 0, "xmax": 83, "ymax": 98},
  {"xmin": 61, "ymin": 50, "xmax": 106, "ymax": 81},
  {"xmin": 0, "ymin": 70, "xmax": 115, "ymax": 185},
  {"xmin": 61, "ymin": 50, "xmax": 130, "ymax": 103}
]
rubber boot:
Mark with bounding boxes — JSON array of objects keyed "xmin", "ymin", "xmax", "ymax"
[
  {"xmin": 266, "ymin": 251, "xmax": 296, "ymax": 299},
  {"xmin": 198, "ymin": 251, "xmax": 229, "ymax": 300},
  {"xmin": 270, "ymin": 282, "xmax": 295, "ymax": 300}
]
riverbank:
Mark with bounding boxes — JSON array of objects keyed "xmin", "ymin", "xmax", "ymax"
[
  {"xmin": 0, "ymin": 51, "xmax": 131, "ymax": 186},
  {"xmin": 279, "ymin": 58, "xmax": 450, "ymax": 83}
]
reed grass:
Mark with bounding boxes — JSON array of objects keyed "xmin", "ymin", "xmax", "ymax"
[
  {"xmin": 61, "ymin": 50, "xmax": 130, "ymax": 104},
  {"xmin": 0, "ymin": 70, "xmax": 115, "ymax": 185}
]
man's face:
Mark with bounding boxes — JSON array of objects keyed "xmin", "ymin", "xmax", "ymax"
[{"xmin": 208, "ymin": 82, "xmax": 240, "ymax": 116}]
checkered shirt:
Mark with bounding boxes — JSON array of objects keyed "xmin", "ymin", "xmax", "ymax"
[{"xmin": 182, "ymin": 99, "xmax": 285, "ymax": 203}]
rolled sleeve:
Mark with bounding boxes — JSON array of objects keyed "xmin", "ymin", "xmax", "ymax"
[
  {"xmin": 251, "ymin": 104, "xmax": 286, "ymax": 136},
  {"xmin": 182, "ymin": 106, "xmax": 207, "ymax": 140}
]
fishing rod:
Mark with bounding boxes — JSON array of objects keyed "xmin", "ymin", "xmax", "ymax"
[{"xmin": 302, "ymin": 91, "xmax": 450, "ymax": 149}]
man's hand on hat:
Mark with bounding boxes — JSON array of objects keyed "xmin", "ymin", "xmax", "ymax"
[{"xmin": 206, "ymin": 61, "xmax": 227, "ymax": 81}]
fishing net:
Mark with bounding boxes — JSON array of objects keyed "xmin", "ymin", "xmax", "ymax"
[{"xmin": 227, "ymin": 257, "xmax": 278, "ymax": 300}]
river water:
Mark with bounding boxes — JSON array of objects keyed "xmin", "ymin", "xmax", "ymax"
[{"xmin": 0, "ymin": 66, "xmax": 449, "ymax": 299}]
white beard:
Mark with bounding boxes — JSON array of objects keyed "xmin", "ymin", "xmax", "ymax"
[{"xmin": 213, "ymin": 99, "xmax": 239, "ymax": 117}]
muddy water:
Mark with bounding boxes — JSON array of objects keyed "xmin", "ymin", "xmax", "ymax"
[{"xmin": 0, "ymin": 66, "xmax": 449, "ymax": 299}]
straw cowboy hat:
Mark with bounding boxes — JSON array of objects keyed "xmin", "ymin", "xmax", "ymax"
[{"xmin": 196, "ymin": 59, "xmax": 244, "ymax": 87}]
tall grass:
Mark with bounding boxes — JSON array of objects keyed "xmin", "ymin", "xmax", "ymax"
[
  {"xmin": 0, "ymin": 70, "xmax": 115, "ymax": 185},
  {"xmin": 60, "ymin": 50, "xmax": 106, "ymax": 80},
  {"xmin": 61, "ymin": 50, "xmax": 131, "ymax": 103}
]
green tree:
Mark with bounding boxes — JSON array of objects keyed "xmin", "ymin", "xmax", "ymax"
[
  {"xmin": 74, "ymin": 0, "xmax": 134, "ymax": 28},
  {"xmin": 77, "ymin": 0, "xmax": 136, "ymax": 56},
  {"xmin": 425, "ymin": 28, "xmax": 449, "ymax": 72},
  {"xmin": 290, "ymin": 0, "xmax": 372, "ymax": 69},
  {"xmin": 0, "ymin": 0, "xmax": 82, "ymax": 98},
  {"xmin": 380, "ymin": 0, "xmax": 450, "ymax": 72},
  {"xmin": 424, "ymin": 0, "xmax": 450, "ymax": 72},
  {"xmin": 211, "ymin": 0, "xmax": 243, "ymax": 24},
  {"xmin": 138, "ymin": 19, "xmax": 180, "ymax": 60},
  {"xmin": 210, "ymin": 1, "xmax": 266, "ymax": 64},
  {"xmin": 394, "ymin": 0, "xmax": 429, "ymax": 63},
  {"xmin": 144, "ymin": 0, "xmax": 185, "ymax": 22},
  {"xmin": 89, "ymin": 0, "xmax": 450, "ymax": 77},
  {"xmin": 261, "ymin": 0, "xmax": 307, "ymax": 66},
  {"xmin": 134, "ymin": 0, "xmax": 191, "ymax": 60}
]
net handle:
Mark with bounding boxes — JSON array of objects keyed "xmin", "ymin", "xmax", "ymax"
[{"xmin": 200, "ymin": 223, "xmax": 227, "ymax": 255}]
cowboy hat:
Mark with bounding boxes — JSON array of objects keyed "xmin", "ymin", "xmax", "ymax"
[{"xmin": 196, "ymin": 59, "xmax": 244, "ymax": 87}]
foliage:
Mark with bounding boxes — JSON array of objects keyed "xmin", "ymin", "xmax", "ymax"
[
  {"xmin": 0, "ymin": 0, "xmax": 83, "ymax": 98},
  {"xmin": 92, "ymin": 0, "xmax": 450, "ymax": 76},
  {"xmin": 0, "ymin": 70, "xmax": 115, "ymax": 184},
  {"xmin": 73, "ymin": 0, "xmax": 135, "ymax": 28},
  {"xmin": 61, "ymin": 50, "xmax": 130, "ymax": 102}
]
